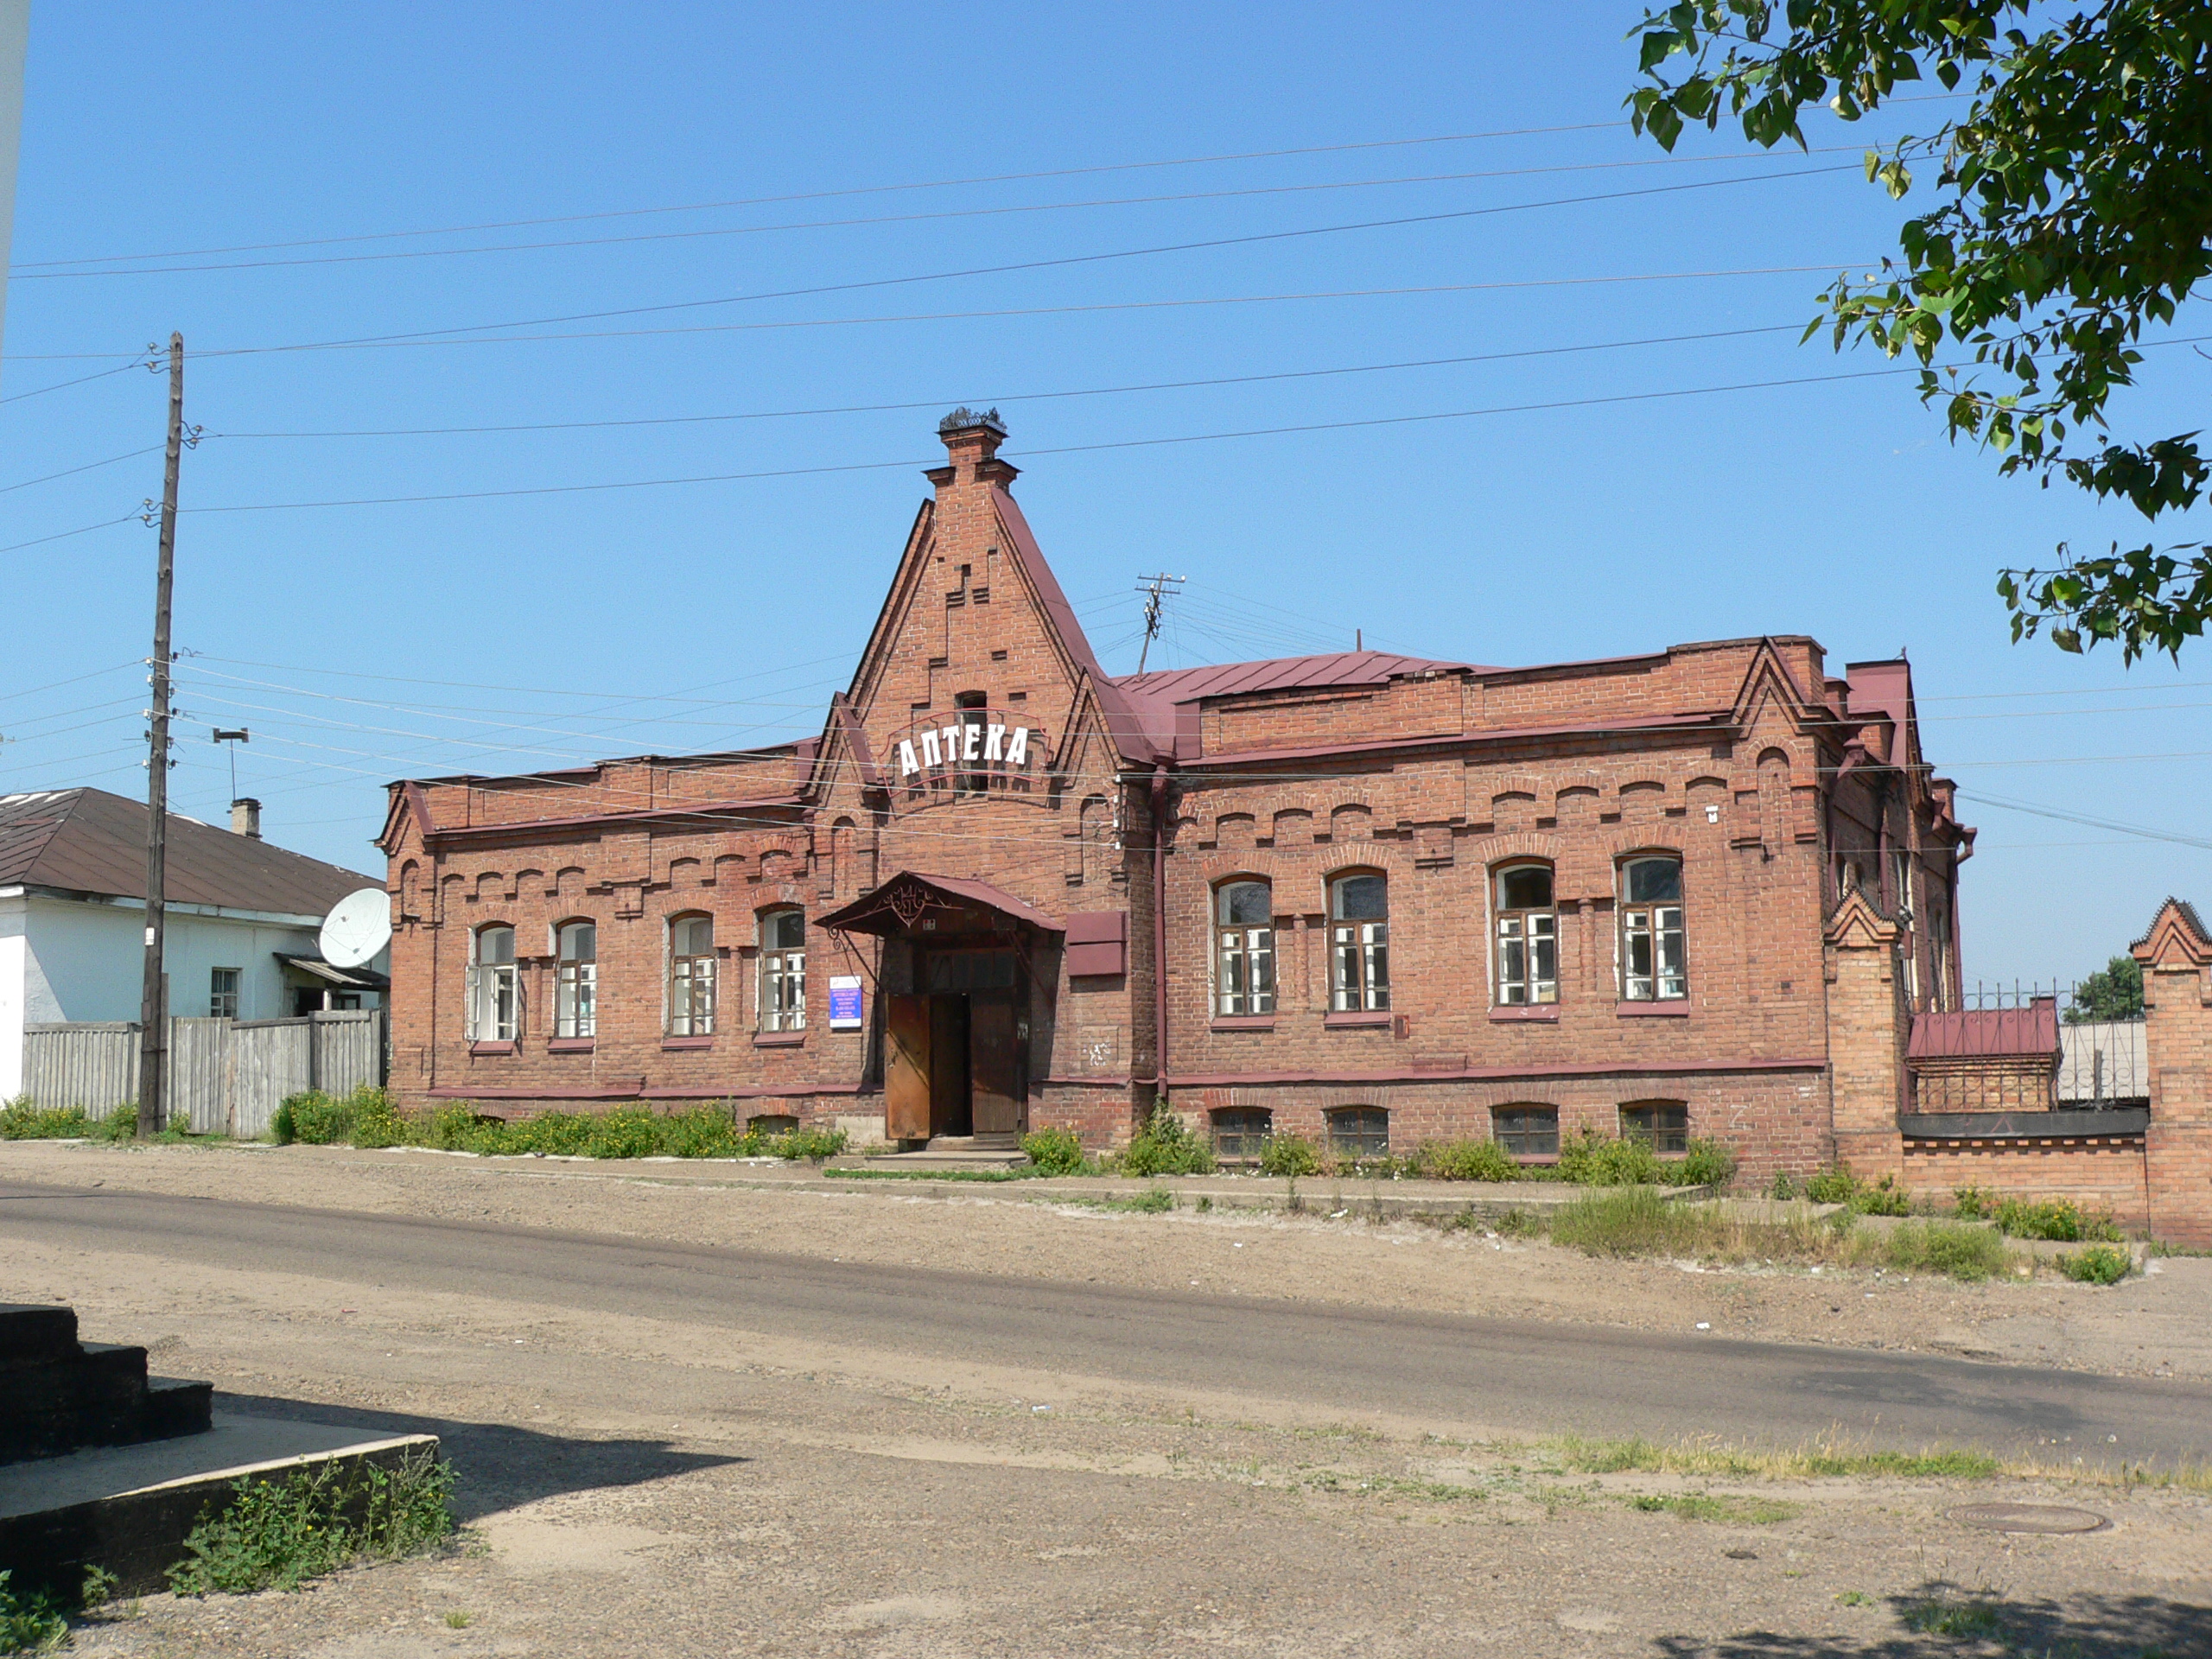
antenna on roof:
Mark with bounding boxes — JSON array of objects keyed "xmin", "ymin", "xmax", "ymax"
[
  {"xmin": 213, "ymin": 728, "xmax": 248, "ymax": 798},
  {"xmin": 1356, "ymin": 628, "xmax": 1363, "ymax": 652},
  {"xmin": 1134, "ymin": 572, "xmax": 1185, "ymax": 677}
]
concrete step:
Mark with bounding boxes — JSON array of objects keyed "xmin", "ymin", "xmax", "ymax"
[{"xmin": 0, "ymin": 1305, "xmax": 79, "ymax": 1366}]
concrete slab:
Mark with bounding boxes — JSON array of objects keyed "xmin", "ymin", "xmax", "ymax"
[{"xmin": 0, "ymin": 1411, "xmax": 439, "ymax": 1598}]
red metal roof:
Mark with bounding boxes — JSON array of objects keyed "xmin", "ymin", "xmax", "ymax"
[
  {"xmin": 0, "ymin": 788, "xmax": 378, "ymax": 917},
  {"xmin": 1114, "ymin": 649, "xmax": 1477, "ymax": 703},
  {"xmin": 1908, "ymin": 1001, "xmax": 2060, "ymax": 1060},
  {"xmin": 817, "ymin": 869, "xmax": 1063, "ymax": 936}
]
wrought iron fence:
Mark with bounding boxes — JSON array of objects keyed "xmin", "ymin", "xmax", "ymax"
[{"xmin": 1908, "ymin": 979, "xmax": 2146, "ymax": 1115}]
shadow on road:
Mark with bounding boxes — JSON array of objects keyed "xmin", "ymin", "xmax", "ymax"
[
  {"xmin": 216, "ymin": 1390, "xmax": 742, "ymax": 1522},
  {"xmin": 1656, "ymin": 1582, "xmax": 2206, "ymax": 1656}
]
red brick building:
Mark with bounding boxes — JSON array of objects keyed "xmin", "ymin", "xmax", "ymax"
[{"xmin": 377, "ymin": 409, "xmax": 1982, "ymax": 1182}]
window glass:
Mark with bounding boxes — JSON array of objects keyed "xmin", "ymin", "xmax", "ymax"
[
  {"xmin": 1497, "ymin": 865, "xmax": 1553, "ymax": 911},
  {"xmin": 1619, "ymin": 856, "xmax": 1688, "ymax": 1002},
  {"xmin": 209, "ymin": 968, "xmax": 240, "ymax": 1020},
  {"xmin": 1332, "ymin": 874, "xmax": 1388, "ymax": 920},
  {"xmin": 556, "ymin": 921, "xmax": 597, "ymax": 1039},
  {"xmin": 1329, "ymin": 873, "xmax": 1389, "ymax": 1013},
  {"xmin": 1492, "ymin": 1105, "xmax": 1559, "ymax": 1158},
  {"xmin": 759, "ymin": 908, "xmax": 805, "ymax": 1033},
  {"xmin": 1211, "ymin": 1108, "xmax": 1272, "ymax": 1161},
  {"xmin": 1620, "ymin": 1101, "xmax": 1690, "ymax": 1154},
  {"xmin": 1214, "ymin": 881, "xmax": 1275, "ymax": 1016},
  {"xmin": 468, "ymin": 925, "xmax": 518, "ymax": 1041},
  {"xmin": 1218, "ymin": 881, "xmax": 1272, "ymax": 925},
  {"xmin": 1327, "ymin": 1106, "xmax": 1389, "ymax": 1160},
  {"xmin": 1493, "ymin": 864, "xmax": 1558, "ymax": 1006},
  {"xmin": 668, "ymin": 914, "xmax": 717, "ymax": 1037}
]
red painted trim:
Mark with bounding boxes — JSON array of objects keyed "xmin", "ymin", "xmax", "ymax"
[
  {"xmin": 1323, "ymin": 1012, "xmax": 1392, "ymax": 1029},
  {"xmin": 428, "ymin": 1084, "xmax": 645, "ymax": 1100},
  {"xmin": 1192, "ymin": 711, "xmax": 1721, "ymax": 771},
  {"xmin": 467, "ymin": 1040, "xmax": 516, "ymax": 1057},
  {"xmin": 424, "ymin": 797, "xmax": 802, "ymax": 846},
  {"xmin": 546, "ymin": 1038, "xmax": 595, "ymax": 1052},
  {"xmin": 1488, "ymin": 1006, "xmax": 1560, "ymax": 1023},
  {"xmin": 753, "ymin": 1031, "xmax": 807, "ymax": 1048},
  {"xmin": 1209, "ymin": 1016, "xmax": 1276, "ymax": 1032},
  {"xmin": 1615, "ymin": 1002, "xmax": 1691, "ymax": 1018},
  {"xmin": 1166, "ymin": 1058, "xmax": 1827, "ymax": 1088},
  {"xmin": 639, "ymin": 1083, "xmax": 867, "ymax": 1100},
  {"xmin": 1041, "ymin": 1074, "xmax": 1135, "ymax": 1086},
  {"xmin": 661, "ymin": 1035, "xmax": 715, "ymax": 1051}
]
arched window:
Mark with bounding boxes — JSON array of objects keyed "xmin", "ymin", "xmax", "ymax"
[
  {"xmin": 1492, "ymin": 1103, "xmax": 1558, "ymax": 1158},
  {"xmin": 555, "ymin": 920, "xmax": 597, "ymax": 1039},
  {"xmin": 1211, "ymin": 1107, "xmax": 1271, "ymax": 1161},
  {"xmin": 1493, "ymin": 863, "xmax": 1557, "ymax": 1006},
  {"xmin": 1328, "ymin": 872, "xmax": 1389, "ymax": 1012},
  {"xmin": 1213, "ymin": 880, "xmax": 1274, "ymax": 1016},
  {"xmin": 759, "ymin": 907, "xmax": 806, "ymax": 1033},
  {"xmin": 1327, "ymin": 1105, "xmax": 1389, "ymax": 1160},
  {"xmin": 467, "ymin": 925, "xmax": 518, "ymax": 1041},
  {"xmin": 1620, "ymin": 1100, "xmax": 1689, "ymax": 1154},
  {"xmin": 1618, "ymin": 855, "xmax": 1686, "ymax": 1002},
  {"xmin": 667, "ymin": 913, "xmax": 716, "ymax": 1037}
]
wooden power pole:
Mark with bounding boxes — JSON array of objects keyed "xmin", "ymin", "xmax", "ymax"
[{"xmin": 137, "ymin": 333, "xmax": 182, "ymax": 1138}]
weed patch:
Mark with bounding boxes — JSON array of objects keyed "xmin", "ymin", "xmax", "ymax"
[
  {"xmin": 1552, "ymin": 1435, "xmax": 1999, "ymax": 1482},
  {"xmin": 1020, "ymin": 1128, "xmax": 1096, "ymax": 1176},
  {"xmin": 1996, "ymin": 1196, "xmax": 2125, "ymax": 1243},
  {"xmin": 0, "ymin": 1571, "xmax": 68, "ymax": 1655},
  {"xmin": 1901, "ymin": 1593, "xmax": 2005, "ymax": 1640},
  {"xmin": 274, "ymin": 1090, "xmax": 845, "ymax": 1163},
  {"xmin": 1114, "ymin": 1105, "xmax": 1213, "ymax": 1177},
  {"xmin": 1051, "ymin": 1188, "xmax": 1174, "ymax": 1214},
  {"xmin": 0, "ymin": 1098, "xmax": 97, "ymax": 1141},
  {"xmin": 1257, "ymin": 1134, "xmax": 1320, "ymax": 1178},
  {"xmin": 168, "ymin": 1448, "xmax": 454, "ymax": 1596},
  {"xmin": 1855, "ymin": 1219, "xmax": 2012, "ymax": 1282},
  {"xmin": 828, "ymin": 1166, "xmax": 1036, "ymax": 1183},
  {"xmin": 2058, "ymin": 1243, "xmax": 2133, "ymax": 1284},
  {"xmin": 1626, "ymin": 1492, "xmax": 1798, "ymax": 1525}
]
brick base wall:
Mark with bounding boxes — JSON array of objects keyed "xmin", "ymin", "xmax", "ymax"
[{"xmin": 1900, "ymin": 1135, "xmax": 2151, "ymax": 1230}]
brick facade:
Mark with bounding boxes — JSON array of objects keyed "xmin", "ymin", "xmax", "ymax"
[{"xmin": 379, "ymin": 409, "xmax": 2000, "ymax": 1190}]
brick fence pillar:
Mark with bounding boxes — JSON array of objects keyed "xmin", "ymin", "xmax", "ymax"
[
  {"xmin": 1824, "ymin": 889, "xmax": 1906, "ymax": 1178},
  {"xmin": 2134, "ymin": 899, "xmax": 2212, "ymax": 1247}
]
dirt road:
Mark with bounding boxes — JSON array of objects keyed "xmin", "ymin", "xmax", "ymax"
[{"xmin": 3, "ymin": 1141, "xmax": 2206, "ymax": 1656}]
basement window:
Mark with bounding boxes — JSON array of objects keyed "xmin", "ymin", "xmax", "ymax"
[
  {"xmin": 1211, "ymin": 1108, "xmax": 1272, "ymax": 1163},
  {"xmin": 1327, "ymin": 1106, "xmax": 1389, "ymax": 1160},
  {"xmin": 1620, "ymin": 1100, "xmax": 1689, "ymax": 1155},
  {"xmin": 1492, "ymin": 1104, "xmax": 1558, "ymax": 1159}
]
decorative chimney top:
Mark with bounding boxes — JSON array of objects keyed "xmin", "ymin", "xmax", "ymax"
[
  {"xmin": 938, "ymin": 406, "xmax": 1006, "ymax": 438},
  {"xmin": 231, "ymin": 798, "xmax": 263, "ymax": 839}
]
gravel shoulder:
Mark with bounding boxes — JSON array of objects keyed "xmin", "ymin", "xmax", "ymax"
[
  {"xmin": 4, "ymin": 1139, "xmax": 2207, "ymax": 1382},
  {"xmin": 4, "ymin": 1141, "xmax": 2207, "ymax": 1656}
]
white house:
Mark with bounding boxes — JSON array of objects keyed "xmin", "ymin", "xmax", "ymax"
[{"xmin": 0, "ymin": 790, "xmax": 385, "ymax": 1096}]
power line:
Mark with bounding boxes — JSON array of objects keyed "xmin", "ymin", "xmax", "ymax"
[
  {"xmin": 212, "ymin": 162, "xmax": 1862, "ymax": 354},
  {"xmin": 0, "ymin": 446, "xmax": 163, "ymax": 495},
  {"xmin": 208, "ymin": 323, "xmax": 1807, "ymax": 439},
  {"xmin": 10, "ymin": 266, "xmax": 1867, "ymax": 360},
  {"xmin": 1956, "ymin": 790, "xmax": 2212, "ymax": 853},
  {"xmin": 0, "ymin": 360, "xmax": 150, "ymax": 404},
  {"xmin": 13, "ymin": 119, "xmax": 1643, "ymax": 270},
  {"xmin": 0, "ymin": 516, "xmax": 142, "ymax": 555},
  {"xmin": 15, "ymin": 149, "xmax": 1872, "ymax": 281}
]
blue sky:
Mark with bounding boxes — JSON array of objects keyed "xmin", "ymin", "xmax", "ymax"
[{"xmin": 3, "ymin": 3, "xmax": 2205, "ymax": 986}]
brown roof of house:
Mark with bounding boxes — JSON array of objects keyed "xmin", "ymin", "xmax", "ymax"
[
  {"xmin": 0, "ymin": 789, "xmax": 378, "ymax": 918},
  {"xmin": 1113, "ymin": 649, "xmax": 1477, "ymax": 703}
]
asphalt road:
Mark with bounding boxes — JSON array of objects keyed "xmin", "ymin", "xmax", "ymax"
[{"xmin": 6, "ymin": 1177, "xmax": 2207, "ymax": 1465}]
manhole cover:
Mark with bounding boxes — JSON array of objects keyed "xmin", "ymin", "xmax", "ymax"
[{"xmin": 1948, "ymin": 1503, "xmax": 2109, "ymax": 1534}]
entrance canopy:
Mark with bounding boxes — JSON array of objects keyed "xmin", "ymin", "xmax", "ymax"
[{"xmin": 817, "ymin": 870, "xmax": 1064, "ymax": 938}]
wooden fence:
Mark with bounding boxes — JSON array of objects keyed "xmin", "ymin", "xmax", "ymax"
[{"xmin": 22, "ymin": 1011, "xmax": 387, "ymax": 1138}]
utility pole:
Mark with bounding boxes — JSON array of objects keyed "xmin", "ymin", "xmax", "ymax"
[
  {"xmin": 137, "ymin": 332, "xmax": 182, "ymax": 1138},
  {"xmin": 1133, "ymin": 572, "xmax": 1184, "ymax": 677}
]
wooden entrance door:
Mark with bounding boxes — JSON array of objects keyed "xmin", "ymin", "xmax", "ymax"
[
  {"xmin": 969, "ymin": 994, "xmax": 1026, "ymax": 1135},
  {"xmin": 885, "ymin": 994, "xmax": 931, "ymax": 1143}
]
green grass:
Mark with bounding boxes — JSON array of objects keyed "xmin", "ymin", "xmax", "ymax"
[
  {"xmin": 0, "ymin": 1098, "xmax": 99, "ymax": 1141},
  {"xmin": 1626, "ymin": 1492, "xmax": 1799, "ymax": 1525},
  {"xmin": 827, "ymin": 1166, "xmax": 1039, "ymax": 1183},
  {"xmin": 1113, "ymin": 1105, "xmax": 1214, "ymax": 1176},
  {"xmin": 168, "ymin": 1448, "xmax": 454, "ymax": 1597},
  {"xmin": 1861, "ymin": 1219, "xmax": 2012, "ymax": 1282},
  {"xmin": 1994, "ymin": 1196, "xmax": 2125, "ymax": 1243},
  {"xmin": 1902, "ymin": 1596, "xmax": 2005, "ymax": 1639},
  {"xmin": 0, "ymin": 1570, "xmax": 69, "ymax": 1655},
  {"xmin": 1046, "ymin": 1187, "xmax": 1175, "ymax": 1214},
  {"xmin": 272, "ymin": 1090, "xmax": 848, "ymax": 1163},
  {"xmin": 1019, "ymin": 1127, "xmax": 1096, "ymax": 1176},
  {"xmin": 1552, "ymin": 1434, "xmax": 2000, "ymax": 1481},
  {"xmin": 2058, "ymin": 1243, "xmax": 2133, "ymax": 1284}
]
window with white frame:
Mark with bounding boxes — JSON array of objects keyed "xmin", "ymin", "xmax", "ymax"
[
  {"xmin": 467, "ymin": 925, "xmax": 518, "ymax": 1041},
  {"xmin": 1493, "ymin": 863, "xmax": 1557, "ymax": 1005},
  {"xmin": 667, "ymin": 913, "xmax": 716, "ymax": 1036},
  {"xmin": 1618, "ymin": 855, "xmax": 1687, "ymax": 1002},
  {"xmin": 208, "ymin": 967, "xmax": 240, "ymax": 1020},
  {"xmin": 1214, "ymin": 880, "xmax": 1275, "ymax": 1016},
  {"xmin": 759, "ymin": 908, "xmax": 806, "ymax": 1032},
  {"xmin": 555, "ymin": 920, "xmax": 596, "ymax": 1039},
  {"xmin": 1328, "ymin": 872, "xmax": 1390, "ymax": 1012}
]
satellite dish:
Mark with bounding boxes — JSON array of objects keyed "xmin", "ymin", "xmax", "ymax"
[{"xmin": 320, "ymin": 887, "xmax": 393, "ymax": 969}]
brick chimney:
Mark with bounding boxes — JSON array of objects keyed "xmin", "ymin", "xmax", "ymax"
[
  {"xmin": 231, "ymin": 798, "xmax": 262, "ymax": 838},
  {"xmin": 927, "ymin": 407, "xmax": 1018, "ymax": 492}
]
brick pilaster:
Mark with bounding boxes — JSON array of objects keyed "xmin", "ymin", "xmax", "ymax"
[
  {"xmin": 1824, "ymin": 889, "xmax": 1905, "ymax": 1176},
  {"xmin": 2135, "ymin": 899, "xmax": 2212, "ymax": 1247}
]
